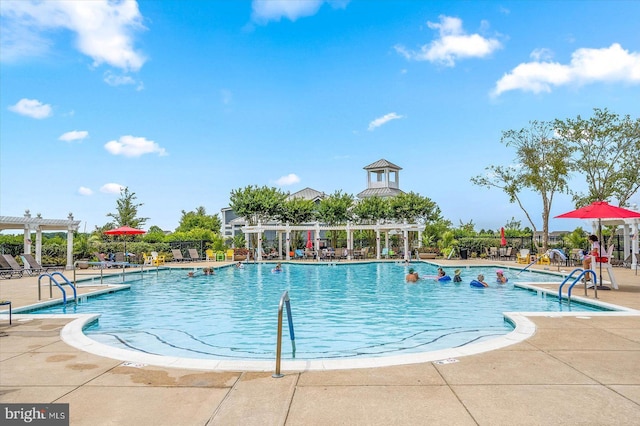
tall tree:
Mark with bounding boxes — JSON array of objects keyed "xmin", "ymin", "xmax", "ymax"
[
  {"xmin": 106, "ymin": 187, "xmax": 149, "ymax": 229},
  {"xmin": 554, "ymin": 108, "xmax": 640, "ymax": 207},
  {"xmin": 276, "ymin": 197, "xmax": 317, "ymax": 225},
  {"xmin": 352, "ymin": 196, "xmax": 391, "ymax": 224},
  {"xmin": 229, "ymin": 185, "xmax": 287, "ymax": 226},
  {"xmin": 316, "ymin": 190, "xmax": 354, "ymax": 225},
  {"xmin": 471, "ymin": 120, "xmax": 573, "ymax": 250},
  {"xmin": 388, "ymin": 192, "xmax": 441, "ymax": 224},
  {"xmin": 176, "ymin": 206, "xmax": 221, "ymax": 233}
]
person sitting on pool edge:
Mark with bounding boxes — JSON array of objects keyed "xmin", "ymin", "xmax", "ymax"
[
  {"xmin": 475, "ymin": 274, "xmax": 489, "ymax": 287},
  {"xmin": 496, "ymin": 269, "xmax": 508, "ymax": 284},
  {"xmin": 453, "ymin": 269, "xmax": 462, "ymax": 282},
  {"xmin": 406, "ymin": 268, "xmax": 419, "ymax": 282}
]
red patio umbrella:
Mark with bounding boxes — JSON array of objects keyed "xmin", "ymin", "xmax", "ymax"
[
  {"xmin": 104, "ymin": 226, "xmax": 146, "ymax": 259},
  {"xmin": 306, "ymin": 230, "xmax": 313, "ymax": 249},
  {"xmin": 555, "ymin": 201, "xmax": 640, "ymax": 293},
  {"xmin": 500, "ymin": 227, "xmax": 507, "ymax": 246}
]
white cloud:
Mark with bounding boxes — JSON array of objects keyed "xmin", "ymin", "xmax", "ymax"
[
  {"xmin": 251, "ymin": 0, "xmax": 348, "ymax": 24},
  {"xmin": 493, "ymin": 43, "xmax": 640, "ymax": 96},
  {"xmin": 394, "ymin": 15, "xmax": 502, "ymax": 66},
  {"xmin": 530, "ymin": 48, "xmax": 553, "ymax": 62},
  {"xmin": 104, "ymin": 135, "xmax": 167, "ymax": 158},
  {"xmin": 1, "ymin": 0, "xmax": 146, "ymax": 71},
  {"xmin": 100, "ymin": 183, "xmax": 124, "ymax": 194},
  {"xmin": 368, "ymin": 112, "xmax": 404, "ymax": 131},
  {"xmin": 275, "ymin": 173, "xmax": 301, "ymax": 186},
  {"xmin": 59, "ymin": 130, "xmax": 88, "ymax": 142},
  {"xmin": 8, "ymin": 98, "xmax": 52, "ymax": 119},
  {"xmin": 78, "ymin": 186, "xmax": 93, "ymax": 196}
]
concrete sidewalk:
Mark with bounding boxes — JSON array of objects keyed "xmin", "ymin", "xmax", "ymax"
[{"xmin": 1, "ymin": 261, "xmax": 640, "ymax": 425}]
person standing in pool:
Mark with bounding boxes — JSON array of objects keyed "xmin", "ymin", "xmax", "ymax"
[
  {"xmin": 496, "ymin": 269, "xmax": 508, "ymax": 284},
  {"xmin": 453, "ymin": 269, "xmax": 462, "ymax": 282},
  {"xmin": 406, "ymin": 268, "xmax": 419, "ymax": 283}
]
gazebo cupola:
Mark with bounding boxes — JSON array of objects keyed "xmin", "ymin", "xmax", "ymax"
[{"xmin": 357, "ymin": 158, "xmax": 404, "ymax": 199}]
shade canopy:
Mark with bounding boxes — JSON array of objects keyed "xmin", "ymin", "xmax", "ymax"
[
  {"xmin": 555, "ymin": 201, "xmax": 640, "ymax": 220},
  {"xmin": 104, "ymin": 226, "xmax": 146, "ymax": 235}
]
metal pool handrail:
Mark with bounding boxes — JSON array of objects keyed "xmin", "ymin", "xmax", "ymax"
[
  {"xmin": 38, "ymin": 272, "xmax": 77, "ymax": 306},
  {"xmin": 558, "ymin": 268, "xmax": 598, "ymax": 304},
  {"xmin": 273, "ymin": 290, "xmax": 296, "ymax": 378}
]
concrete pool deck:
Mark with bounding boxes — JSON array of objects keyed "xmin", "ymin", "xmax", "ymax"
[{"xmin": 1, "ymin": 259, "xmax": 640, "ymax": 425}]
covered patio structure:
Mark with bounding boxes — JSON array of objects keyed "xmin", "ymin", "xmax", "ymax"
[
  {"xmin": 242, "ymin": 220, "xmax": 426, "ymax": 262},
  {"xmin": 592, "ymin": 217, "xmax": 640, "ymax": 270},
  {"xmin": 0, "ymin": 210, "xmax": 81, "ymax": 270}
]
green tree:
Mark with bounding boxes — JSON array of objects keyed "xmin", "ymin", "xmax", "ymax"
[
  {"xmin": 316, "ymin": 190, "xmax": 354, "ymax": 225},
  {"xmin": 106, "ymin": 187, "xmax": 149, "ymax": 228},
  {"xmin": 388, "ymin": 192, "xmax": 441, "ymax": 224},
  {"xmin": 143, "ymin": 226, "xmax": 166, "ymax": 243},
  {"xmin": 229, "ymin": 185, "xmax": 287, "ymax": 226},
  {"xmin": 554, "ymin": 108, "xmax": 640, "ymax": 207},
  {"xmin": 176, "ymin": 206, "xmax": 221, "ymax": 233},
  {"xmin": 471, "ymin": 120, "xmax": 573, "ymax": 251},
  {"xmin": 352, "ymin": 196, "xmax": 391, "ymax": 223},
  {"xmin": 276, "ymin": 197, "xmax": 317, "ymax": 224}
]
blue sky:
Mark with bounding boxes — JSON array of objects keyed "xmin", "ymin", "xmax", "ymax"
[{"xmin": 1, "ymin": 0, "xmax": 639, "ymax": 234}]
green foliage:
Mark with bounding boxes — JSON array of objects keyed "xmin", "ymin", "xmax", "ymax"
[
  {"xmin": 277, "ymin": 197, "xmax": 317, "ymax": 224},
  {"xmin": 316, "ymin": 190, "xmax": 354, "ymax": 225},
  {"xmin": 554, "ymin": 107, "xmax": 640, "ymax": 207},
  {"xmin": 352, "ymin": 196, "xmax": 390, "ymax": 223},
  {"xmin": 472, "ymin": 120, "xmax": 573, "ymax": 250},
  {"xmin": 143, "ymin": 226, "xmax": 167, "ymax": 243},
  {"xmin": 563, "ymin": 227, "xmax": 587, "ymax": 249},
  {"xmin": 106, "ymin": 187, "xmax": 149, "ymax": 228},
  {"xmin": 388, "ymin": 192, "xmax": 441, "ymax": 224},
  {"xmin": 229, "ymin": 185, "xmax": 287, "ymax": 226},
  {"xmin": 175, "ymin": 206, "xmax": 221, "ymax": 233},
  {"xmin": 437, "ymin": 230, "xmax": 457, "ymax": 250}
]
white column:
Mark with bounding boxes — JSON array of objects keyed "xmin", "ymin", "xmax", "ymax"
[
  {"xmin": 346, "ymin": 223, "xmax": 352, "ymax": 260},
  {"xmin": 417, "ymin": 230, "xmax": 423, "ymax": 248},
  {"xmin": 66, "ymin": 229, "xmax": 74, "ymax": 270},
  {"xmin": 403, "ymin": 222, "xmax": 409, "ymax": 261},
  {"xmin": 623, "ymin": 224, "xmax": 630, "ymax": 264},
  {"xmin": 23, "ymin": 226, "xmax": 31, "ymax": 255},
  {"xmin": 257, "ymin": 221, "xmax": 263, "ymax": 261},
  {"xmin": 278, "ymin": 231, "xmax": 283, "ymax": 260},
  {"xmin": 375, "ymin": 226, "xmax": 381, "ymax": 260},
  {"xmin": 315, "ymin": 222, "xmax": 321, "ymax": 260},
  {"xmin": 35, "ymin": 228, "xmax": 43, "ymax": 264},
  {"xmin": 285, "ymin": 227, "xmax": 291, "ymax": 260}
]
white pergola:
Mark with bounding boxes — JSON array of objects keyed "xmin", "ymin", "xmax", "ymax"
[
  {"xmin": 241, "ymin": 220, "xmax": 425, "ymax": 262},
  {"xmin": 0, "ymin": 210, "xmax": 81, "ymax": 270}
]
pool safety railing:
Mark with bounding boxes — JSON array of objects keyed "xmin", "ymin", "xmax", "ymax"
[
  {"xmin": 558, "ymin": 268, "xmax": 598, "ymax": 304},
  {"xmin": 38, "ymin": 272, "xmax": 77, "ymax": 306},
  {"xmin": 273, "ymin": 290, "xmax": 296, "ymax": 378}
]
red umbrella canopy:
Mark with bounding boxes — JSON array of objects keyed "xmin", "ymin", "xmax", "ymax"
[
  {"xmin": 500, "ymin": 227, "xmax": 507, "ymax": 246},
  {"xmin": 306, "ymin": 230, "xmax": 313, "ymax": 249},
  {"xmin": 555, "ymin": 201, "xmax": 640, "ymax": 220},
  {"xmin": 104, "ymin": 226, "xmax": 146, "ymax": 235}
]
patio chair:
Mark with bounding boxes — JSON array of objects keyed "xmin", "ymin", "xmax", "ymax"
[
  {"xmin": 142, "ymin": 253, "xmax": 154, "ymax": 266},
  {"xmin": 304, "ymin": 248, "xmax": 316, "ymax": 260},
  {"xmin": 187, "ymin": 249, "xmax": 201, "ymax": 261},
  {"xmin": 225, "ymin": 249, "xmax": 235, "ymax": 261},
  {"xmin": 205, "ymin": 249, "xmax": 214, "ymax": 262},
  {"xmin": 171, "ymin": 249, "xmax": 186, "ymax": 262},
  {"xmin": 0, "ymin": 255, "xmax": 23, "ymax": 278},
  {"xmin": 516, "ymin": 249, "xmax": 530, "ymax": 264},
  {"xmin": 21, "ymin": 253, "xmax": 60, "ymax": 274},
  {"xmin": 1, "ymin": 254, "xmax": 26, "ymax": 277},
  {"xmin": 294, "ymin": 249, "xmax": 304, "ymax": 259},
  {"xmin": 151, "ymin": 251, "xmax": 165, "ymax": 266},
  {"xmin": 592, "ymin": 245, "xmax": 618, "ymax": 289},
  {"xmin": 489, "ymin": 247, "xmax": 498, "ymax": 260}
]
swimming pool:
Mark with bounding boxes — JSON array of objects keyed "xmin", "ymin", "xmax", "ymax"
[{"xmin": 32, "ymin": 262, "xmax": 607, "ymax": 363}]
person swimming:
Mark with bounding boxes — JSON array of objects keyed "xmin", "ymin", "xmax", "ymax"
[
  {"xmin": 496, "ymin": 269, "xmax": 508, "ymax": 283},
  {"xmin": 406, "ymin": 268, "xmax": 419, "ymax": 283}
]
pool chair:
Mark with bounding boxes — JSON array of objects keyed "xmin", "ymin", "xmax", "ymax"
[
  {"xmin": 0, "ymin": 255, "xmax": 23, "ymax": 279},
  {"xmin": 22, "ymin": 253, "xmax": 61, "ymax": 274},
  {"xmin": 294, "ymin": 249, "xmax": 304, "ymax": 259},
  {"xmin": 516, "ymin": 249, "xmax": 530, "ymax": 264},
  {"xmin": 225, "ymin": 249, "xmax": 235, "ymax": 261},
  {"xmin": 171, "ymin": 249, "xmax": 186, "ymax": 262},
  {"xmin": 142, "ymin": 253, "xmax": 154, "ymax": 266},
  {"xmin": 188, "ymin": 249, "xmax": 202, "ymax": 261},
  {"xmin": 151, "ymin": 251, "xmax": 165, "ymax": 266},
  {"xmin": 205, "ymin": 249, "xmax": 214, "ymax": 262},
  {"xmin": 592, "ymin": 245, "xmax": 619, "ymax": 289}
]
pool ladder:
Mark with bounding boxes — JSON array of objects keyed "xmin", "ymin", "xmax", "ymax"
[
  {"xmin": 558, "ymin": 268, "xmax": 598, "ymax": 305},
  {"xmin": 273, "ymin": 290, "xmax": 296, "ymax": 378},
  {"xmin": 38, "ymin": 272, "xmax": 77, "ymax": 306}
]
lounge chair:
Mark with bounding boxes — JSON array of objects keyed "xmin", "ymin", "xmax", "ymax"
[
  {"xmin": 187, "ymin": 249, "xmax": 201, "ymax": 261},
  {"xmin": 205, "ymin": 249, "xmax": 214, "ymax": 262},
  {"xmin": 294, "ymin": 249, "xmax": 304, "ymax": 259},
  {"xmin": 142, "ymin": 253, "xmax": 154, "ymax": 266},
  {"xmin": 225, "ymin": 249, "xmax": 235, "ymax": 261},
  {"xmin": 21, "ymin": 253, "xmax": 60, "ymax": 274},
  {"xmin": 0, "ymin": 255, "xmax": 23, "ymax": 278},
  {"xmin": 171, "ymin": 249, "xmax": 186, "ymax": 262},
  {"xmin": 1, "ymin": 254, "xmax": 26, "ymax": 277}
]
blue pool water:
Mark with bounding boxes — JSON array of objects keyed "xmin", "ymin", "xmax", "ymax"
[{"xmin": 33, "ymin": 263, "xmax": 605, "ymax": 360}]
